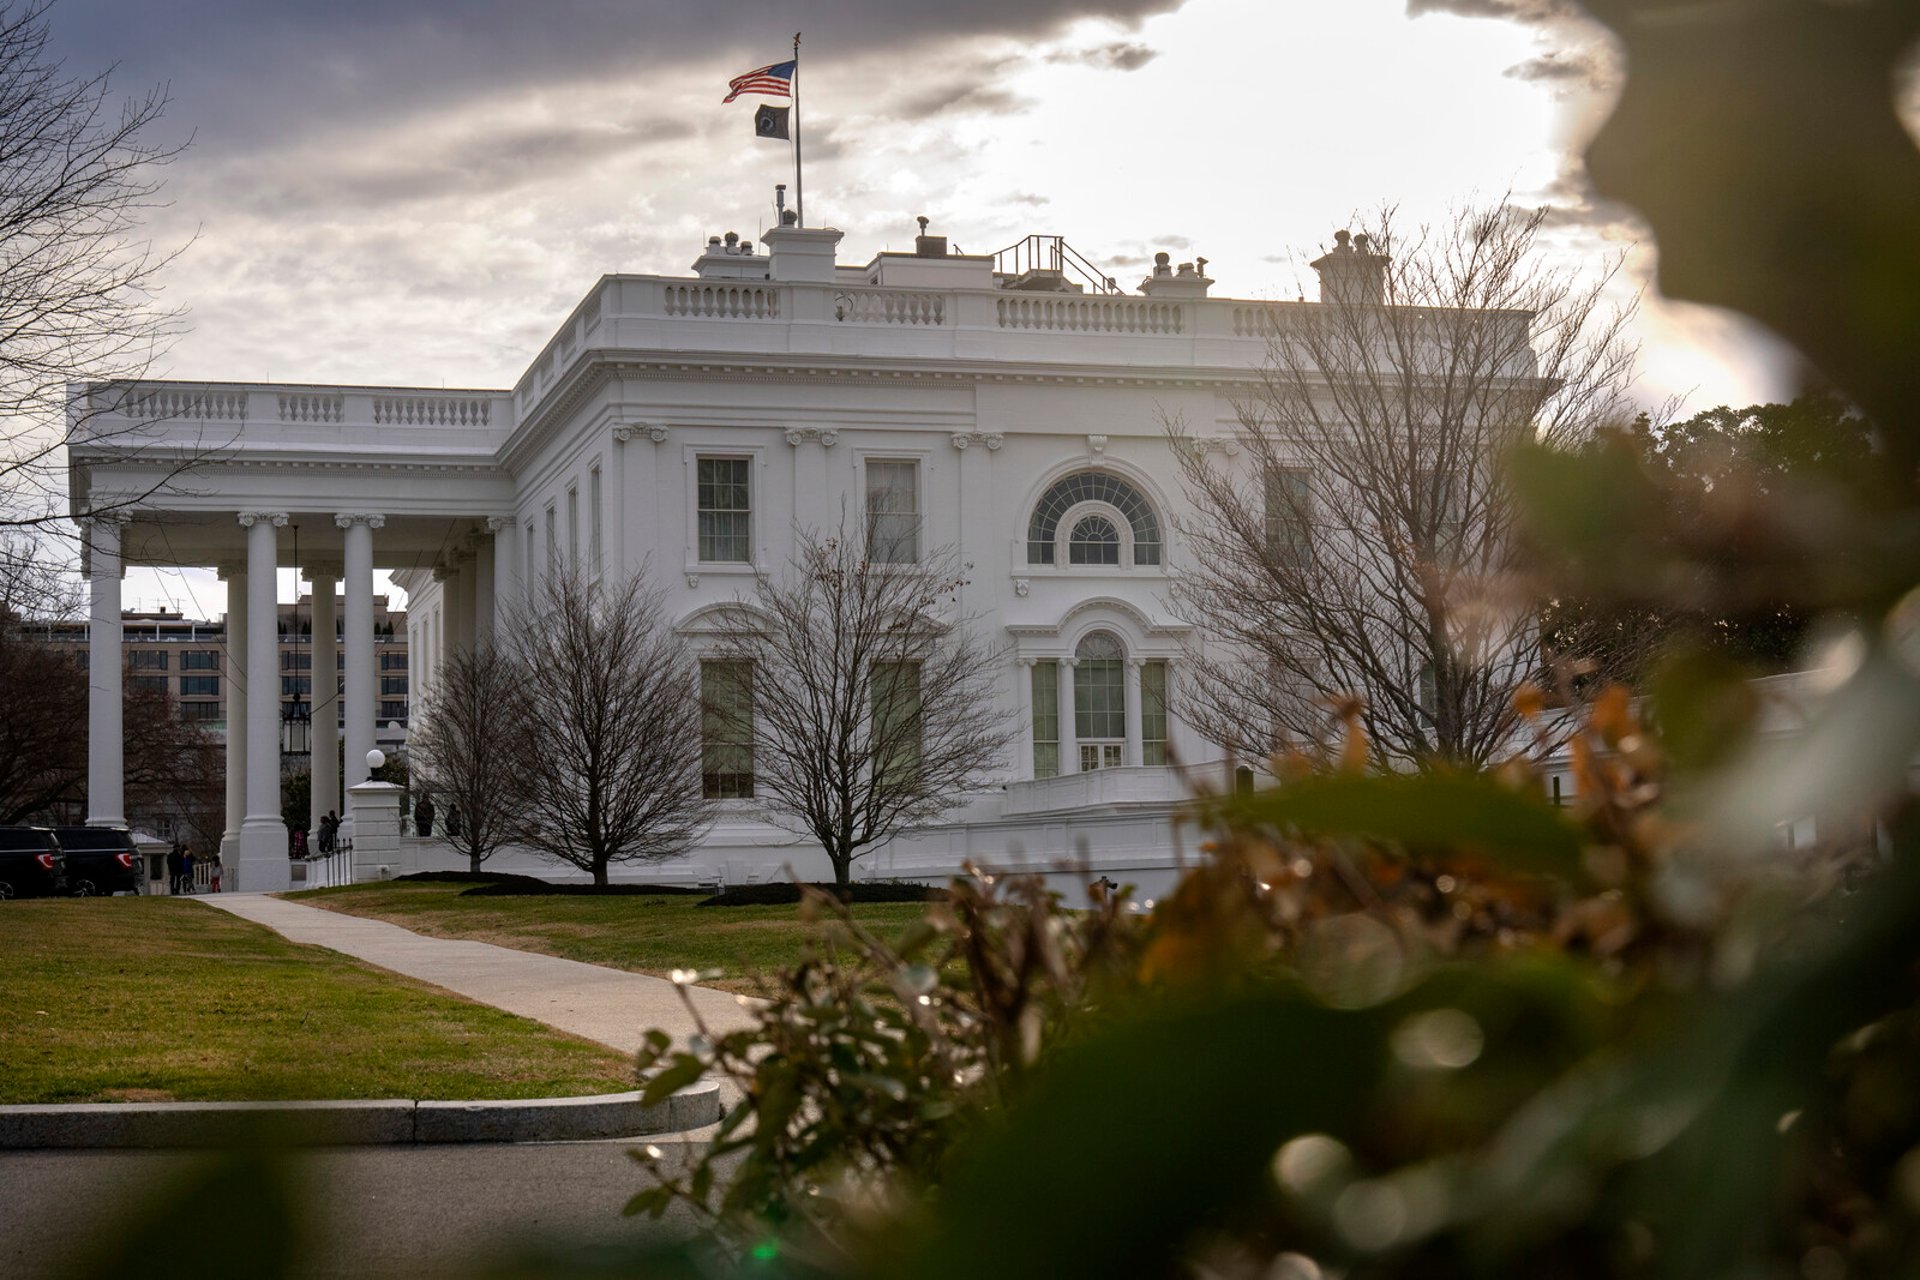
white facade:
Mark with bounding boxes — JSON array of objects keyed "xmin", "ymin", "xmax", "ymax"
[{"xmin": 69, "ymin": 217, "xmax": 1441, "ymax": 893}]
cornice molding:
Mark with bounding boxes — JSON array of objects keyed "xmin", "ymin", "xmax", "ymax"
[{"xmin": 504, "ymin": 347, "xmax": 1271, "ymax": 472}]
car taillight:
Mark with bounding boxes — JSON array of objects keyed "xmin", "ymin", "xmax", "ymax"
[
  {"xmin": 115, "ymin": 852, "xmax": 134, "ymax": 869},
  {"xmin": 34, "ymin": 853, "xmax": 54, "ymax": 871}
]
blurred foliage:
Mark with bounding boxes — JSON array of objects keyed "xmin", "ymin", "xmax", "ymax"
[{"xmin": 1540, "ymin": 392, "xmax": 1890, "ymax": 678}]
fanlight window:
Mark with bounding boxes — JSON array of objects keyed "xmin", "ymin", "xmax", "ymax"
[
  {"xmin": 1068, "ymin": 515, "xmax": 1120, "ymax": 565},
  {"xmin": 1027, "ymin": 472, "xmax": 1161, "ymax": 566}
]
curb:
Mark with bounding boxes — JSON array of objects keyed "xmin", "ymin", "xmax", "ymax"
[{"xmin": 0, "ymin": 1080, "xmax": 721, "ymax": 1150}]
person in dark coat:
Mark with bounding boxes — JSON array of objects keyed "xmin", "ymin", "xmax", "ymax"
[
  {"xmin": 446, "ymin": 803, "xmax": 462, "ymax": 839},
  {"xmin": 167, "ymin": 844, "xmax": 184, "ymax": 894},
  {"xmin": 415, "ymin": 793, "xmax": 435, "ymax": 838}
]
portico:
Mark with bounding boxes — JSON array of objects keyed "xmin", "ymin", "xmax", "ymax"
[{"xmin": 70, "ymin": 385, "xmax": 518, "ymax": 890}]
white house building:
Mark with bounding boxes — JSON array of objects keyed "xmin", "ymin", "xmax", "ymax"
[{"xmin": 69, "ymin": 212, "xmax": 1437, "ymax": 894}]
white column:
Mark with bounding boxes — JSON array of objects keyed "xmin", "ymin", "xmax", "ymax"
[
  {"xmin": 1058, "ymin": 657, "xmax": 1079, "ymax": 775},
  {"xmin": 472, "ymin": 538, "xmax": 496, "ymax": 648},
  {"xmin": 1014, "ymin": 658, "xmax": 1035, "ymax": 779},
  {"xmin": 337, "ymin": 513, "xmax": 383, "ymax": 833},
  {"xmin": 1125, "ymin": 657, "xmax": 1146, "ymax": 767},
  {"xmin": 453, "ymin": 549, "xmax": 477, "ymax": 654},
  {"xmin": 218, "ymin": 562, "xmax": 247, "ymax": 865},
  {"xmin": 85, "ymin": 516, "xmax": 127, "ymax": 828},
  {"xmin": 610, "ymin": 429, "xmax": 631, "ymax": 578},
  {"xmin": 309, "ymin": 567, "xmax": 340, "ymax": 832},
  {"xmin": 487, "ymin": 516, "xmax": 516, "ymax": 640},
  {"xmin": 238, "ymin": 511, "xmax": 290, "ymax": 891}
]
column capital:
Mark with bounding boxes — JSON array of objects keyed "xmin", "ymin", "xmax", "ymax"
[
  {"xmin": 485, "ymin": 515, "xmax": 515, "ymax": 533},
  {"xmin": 951, "ymin": 431, "xmax": 1003, "ymax": 451},
  {"xmin": 1061, "ymin": 656, "xmax": 1080, "ymax": 668},
  {"xmin": 1016, "ymin": 656, "xmax": 1037, "ymax": 668},
  {"xmin": 215, "ymin": 561, "xmax": 245, "ymax": 580},
  {"xmin": 783, "ymin": 427, "xmax": 838, "ymax": 448},
  {"xmin": 306, "ymin": 562, "xmax": 344, "ymax": 582},
  {"xmin": 432, "ymin": 563, "xmax": 455, "ymax": 583},
  {"xmin": 238, "ymin": 511, "xmax": 289, "ymax": 529},
  {"xmin": 1126, "ymin": 656, "xmax": 1146, "ymax": 670},
  {"xmin": 333, "ymin": 512, "xmax": 387, "ymax": 530}
]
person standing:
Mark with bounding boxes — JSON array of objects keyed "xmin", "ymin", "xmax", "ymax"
[
  {"xmin": 166, "ymin": 843, "xmax": 183, "ymax": 895},
  {"xmin": 210, "ymin": 854, "xmax": 222, "ymax": 894},
  {"xmin": 180, "ymin": 848, "xmax": 195, "ymax": 895},
  {"xmin": 415, "ymin": 793, "xmax": 436, "ymax": 838}
]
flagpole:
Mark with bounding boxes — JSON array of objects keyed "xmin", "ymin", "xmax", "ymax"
[{"xmin": 792, "ymin": 31, "xmax": 803, "ymax": 228}]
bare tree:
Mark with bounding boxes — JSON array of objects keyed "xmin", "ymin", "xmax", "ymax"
[
  {"xmin": 705, "ymin": 524, "xmax": 1013, "ymax": 888},
  {"xmin": 505, "ymin": 572, "xmax": 713, "ymax": 886},
  {"xmin": 0, "ymin": 0, "xmax": 192, "ymax": 556},
  {"xmin": 407, "ymin": 643, "xmax": 527, "ymax": 875},
  {"xmin": 1170, "ymin": 203, "xmax": 1639, "ymax": 769}
]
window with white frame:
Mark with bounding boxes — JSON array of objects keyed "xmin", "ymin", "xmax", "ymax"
[
  {"xmin": 697, "ymin": 457, "xmax": 752, "ymax": 562},
  {"xmin": 1074, "ymin": 631, "xmax": 1126, "ymax": 771},
  {"xmin": 865, "ymin": 458, "xmax": 920, "ymax": 563},
  {"xmin": 1141, "ymin": 660, "xmax": 1169, "ymax": 765},
  {"xmin": 1030, "ymin": 662, "xmax": 1060, "ymax": 780},
  {"xmin": 1067, "ymin": 514, "xmax": 1121, "ymax": 565},
  {"xmin": 701, "ymin": 660, "xmax": 754, "ymax": 798},
  {"xmin": 589, "ymin": 465, "xmax": 603, "ymax": 576},
  {"xmin": 1027, "ymin": 472, "xmax": 1161, "ymax": 567},
  {"xmin": 567, "ymin": 484, "xmax": 580, "ymax": 569},
  {"xmin": 870, "ymin": 660, "xmax": 921, "ymax": 787},
  {"xmin": 1264, "ymin": 467, "xmax": 1313, "ymax": 568}
]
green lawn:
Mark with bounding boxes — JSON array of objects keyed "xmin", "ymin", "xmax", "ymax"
[
  {"xmin": 0, "ymin": 897, "xmax": 637, "ymax": 1104},
  {"xmin": 288, "ymin": 880, "xmax": 932, "ymax": 992}
]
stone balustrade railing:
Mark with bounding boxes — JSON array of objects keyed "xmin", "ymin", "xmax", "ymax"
[
  {"xmin": 78, "ymin": 383, "xmax": 514, "ymax": 435},
  {"xmin": 510, "ymin": 277, "xmax": 1344, "ymax": 417}
]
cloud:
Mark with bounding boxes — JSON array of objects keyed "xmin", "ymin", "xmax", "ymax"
[
  {"xmin": 1050, "ymin": 41, "xmax": 1159, "ymax": 70},
  {"xmin": 1405, "ymin": 0, "xmax": 1573, "ymax": 21},
  {"xmin": 893, "ymin": 82, "xmax": 1037, "ymax": 121},
  {"xmin": 47, "ymin": 0, "xmax": 1187, "ymax": 153}
]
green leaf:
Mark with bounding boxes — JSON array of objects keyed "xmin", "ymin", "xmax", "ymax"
[
  {"xmin": 622, "ymin": 1185, "xmax": 675, "ymax": 1219},
  {"xmin": 640, "ymin": 1055, "xmax": 708, "ymax": 1106},
  {"xmin": 1219, "ymin": 772, "xmax": 1587, "ymax": 877}
]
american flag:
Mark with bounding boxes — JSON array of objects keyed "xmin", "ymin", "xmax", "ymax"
[{"xmin": 722, "ymin": 60, "xmax": 795, "ymax": 104}]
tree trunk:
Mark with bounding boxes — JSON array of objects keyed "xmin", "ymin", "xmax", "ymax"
[
  {"xmin": 593, "ymin": 858, "xmax": 609, "ymax": 888},
  {"xmin": 829, "ymin": 847, "xmax": 851, "ymax": 889},
  {"xmin": 468, "ymin": 849, "xmax": 481, "ymax": 876}
]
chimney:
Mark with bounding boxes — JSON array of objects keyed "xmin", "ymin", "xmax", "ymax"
[
  {"xmin": 761, "ymin": 220, "xmax": 845, "ymax": 282},
  {"xmin": 1310, "ymin": 229, "xmax": 1388, "ymax": 304},
  {"xmin": 1139, "ymin": 250, "xmax": 1213, "ymax": 298},
  {"xmin": 914, "ymin": 214, "xmax": 949, "ymax": 258}
]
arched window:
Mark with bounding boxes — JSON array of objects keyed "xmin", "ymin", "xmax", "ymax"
[
  {"xmin": 1068, "ymin": 515, "xmax": 1120, "ymax": 565},
  {"xmin": 1027, "ymin": 472, "xmax": 1161, "ymax": 566},
  {"xmin": 1074, "ymin": 631, "xmax": 1126, "ymax": 770}
]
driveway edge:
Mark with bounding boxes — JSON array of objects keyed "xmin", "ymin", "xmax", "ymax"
[{"xmin": 0, "ymin": 1080, "xmax": 721, "ymax": 1149}]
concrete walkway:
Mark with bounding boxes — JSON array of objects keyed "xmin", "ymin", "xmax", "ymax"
[{"xmin": 202, "ymin": 895, "xmax": 757, "ymax": 1057}]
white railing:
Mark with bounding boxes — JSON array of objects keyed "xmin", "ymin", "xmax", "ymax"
[
  {"xmin": 129, "ymin": 387, "xmax": 249, "ymax": 421},
  {"xmin": 372, "ymin": 396, "xmax": 494, "ymax": 427},
  {"xmin": 995, "ymin": 296, "xmax": 1184, "ymax": 334},
  {"xmin": 839, "ymin": 289, "xmax": 946, "ymax": 326},
  {"xmin": 662, "ymin": 283, "xmax": 781, "ymax": 319},
  {"xmin": 278, "ymin": 393, "xmax": 344, "ymax": 423}
]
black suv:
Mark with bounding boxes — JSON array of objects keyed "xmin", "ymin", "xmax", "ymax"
[
  {"xmin": 52, "ymin": 826, "xmax": 143, "ymax": 896},
  {"xmin": 0, "ymin": 827, "xmax": 68, "ymax": 899}
]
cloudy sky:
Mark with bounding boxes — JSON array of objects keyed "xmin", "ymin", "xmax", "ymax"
[{"xmin": 45, "ymin": 0, "xmax": 1857, "ymax": 611}]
